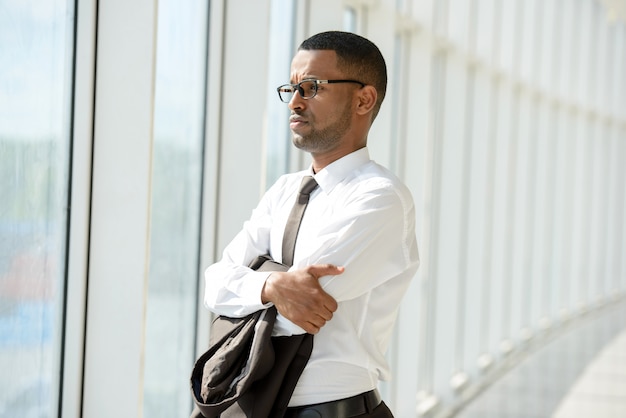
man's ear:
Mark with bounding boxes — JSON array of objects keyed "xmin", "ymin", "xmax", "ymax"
[{"xmin": 355, "ymin": 85, "xmax": 377, "ymax": 115}]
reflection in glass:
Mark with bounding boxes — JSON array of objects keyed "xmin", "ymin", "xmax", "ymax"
[
  {"xmin": 0, "ymin": 0, "xmax": 75, "ymax": 416},
  {"xmin": 143, "ymin": 1, "xmax": 208, "ymax": 416}
]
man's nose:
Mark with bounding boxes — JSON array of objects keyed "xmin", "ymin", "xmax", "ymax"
[{"xmin": 288, "ymin": 90, "xmax": 305, "ymax": 110}]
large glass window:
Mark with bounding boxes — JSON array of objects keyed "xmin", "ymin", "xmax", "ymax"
[
  {"xmin": 142, "ymin": 1, "xmax": 209, "ymax": 416},
  {"xmin": 0, "ymin": 0, "xmax": 75, "ymax": 416},
  {"xmin": 266, "ymin": 0, "xmax": 297, "ymax": 185}
]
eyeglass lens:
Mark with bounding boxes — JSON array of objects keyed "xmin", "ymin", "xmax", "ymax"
[
  {"xmin": 278, "ymin": 80, "xmax": 317, "ymax": 102},
  {"xmin": 297, "ymin": 80, "xmax": 317, "ymax": 98}
]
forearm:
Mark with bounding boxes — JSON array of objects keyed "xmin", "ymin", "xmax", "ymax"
[
  {"xmin": 260, "ymin": 265, "xmax": 342, "ymax": 334},
  {"xmin": 299, "ymin": 191, "xmax": 419, "ymax": 301},
  {"xmin": 203, "ymin": 260, "xmax": 272, "ymax": 317},
  {"xmin": 203, "ymin": 219, "xmax": 274, "ymax": 317}
]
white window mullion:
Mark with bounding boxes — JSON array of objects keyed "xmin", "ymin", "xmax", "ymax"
[
  {"xmin": 82, "ymin": 0, "xmax": 158, "ymax": 417},
  {"xmin": 62, "ymin": 0, "xmax": 97, "ymax": 417}
]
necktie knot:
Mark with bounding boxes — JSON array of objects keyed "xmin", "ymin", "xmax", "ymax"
[
  {"xmin": 296, "ymin": 176, "xmax": 318, "ymax": 204},
  {"xmin": 299, "ymin": 176, "xmax": 318, "ymax": 195}
]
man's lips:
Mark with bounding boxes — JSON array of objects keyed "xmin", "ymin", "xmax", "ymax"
[{"xmin": 289, "ymin": 116, "xmax": 307, "ymax": 129}]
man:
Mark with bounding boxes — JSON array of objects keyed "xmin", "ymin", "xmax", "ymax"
[{"xmin": 203, "ymin": 31, "xmax": 419, "ymax": 417}]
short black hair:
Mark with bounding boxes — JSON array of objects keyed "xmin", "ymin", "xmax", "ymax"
[{"xmin": 298, "ymin": 31, "xmax": 387, "ymax": 120}]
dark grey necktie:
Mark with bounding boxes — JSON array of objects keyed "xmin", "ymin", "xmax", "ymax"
[{"xmin": 282, "ymin": 176, "xmax": 318, "ymax": 266}]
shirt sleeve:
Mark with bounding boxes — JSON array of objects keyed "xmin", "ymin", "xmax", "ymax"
[
  {"xmin": 203, "ymin": 187, "xmax": 278, "ymax": 318},
  {"xmin": 302, "ymin": 184, "xmax": 420, "ymax": 302}
]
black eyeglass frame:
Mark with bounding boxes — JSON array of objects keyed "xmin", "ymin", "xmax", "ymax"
[{"xmin": 276, "ymin": 79, "xmax": 366, "ymax": 103}]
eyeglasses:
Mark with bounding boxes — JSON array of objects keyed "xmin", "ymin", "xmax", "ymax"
[{"xmin": 276, "ymin": 79, "xmax": 365, "ymax": 103}]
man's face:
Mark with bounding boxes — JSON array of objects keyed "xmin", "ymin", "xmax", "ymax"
[{"xmin": 287, "ymin": 50, "xmax": 356, "ymax": 154}]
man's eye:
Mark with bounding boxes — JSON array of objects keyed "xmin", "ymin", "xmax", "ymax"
[{"xmin": 301, "ymin": 81, "xmax": 317, "ymax": 96}]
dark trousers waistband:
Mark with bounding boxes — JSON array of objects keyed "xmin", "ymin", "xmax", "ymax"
[{"xmin": 284, "ymin": 389, "xmax": 382, "ymax": 418}]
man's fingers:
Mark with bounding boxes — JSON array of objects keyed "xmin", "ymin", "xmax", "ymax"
[
  {"xmin": 285, "ymin": 303, "xmax": 335, "ymax": 334},
  {"xmin": 305, "ymin": 264, "xmax": 344, "ymax": 278},
  {"xmin": 319, "ymin": 307, "xmax": 334, "ymax": 321},
  {"xmin": 305, "ymin": 313, "xmax": 331, "ymax": 334},
  {"xmin": 310, "ymin": 264, "xmax": 345, "ymax": 277},
  {"xmin": 304, "ymin": 323, "xmax": 321, "ymax": 335},
  {"xmin": 268, "ymin": 264, "xmax": 343, "ymax": 330}
]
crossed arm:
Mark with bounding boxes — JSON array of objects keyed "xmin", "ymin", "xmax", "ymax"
[
  {"xmin": 204, "ymin": 180, "xmax": 417, "ymax": 336},
  {"xmin": 261, "ymin": 264, "xmax": 344, "ymax": 334}
]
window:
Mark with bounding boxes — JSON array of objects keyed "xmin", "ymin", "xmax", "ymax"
[
  {"xmin": 142, "ymin": 1, "xmax": 209, "ymax": 416},
  {"xmin": 266, "ymin": 0, "xmax": 297, "ymax": 185},
  {"xmin": 0, "ymin": 1, "xmax": 75, "ymax": 416}
]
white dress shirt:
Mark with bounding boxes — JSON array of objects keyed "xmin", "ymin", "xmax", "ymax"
[{"xmin": 204, "ymin": 147, "xmax": 420, "ymax": 406}]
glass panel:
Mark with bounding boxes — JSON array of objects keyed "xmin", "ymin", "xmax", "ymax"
[
  {"xmin": 343, "ymin": 6, "xmax": 357, "ymax": 31},
  {"xmin": 389, "ymin": 34, "xmax": 406, "ymax": 176},
  {"xmin": 512, "ymin": 90, "xmax": 536, "ymax": 337},
  {"xmin": 475, "ymin": 0, "xmax": 496, "ymax": 61},
  {"xmin": 489, "ymin": 82, "xmax": 513, "ymax": 346},
  {"xmin": 433, "ymin": 51, "xmax": 467, "ymax": 395},
  {"xmin": 447, "ymin": 0, "xmax": 470, "ymax": 48},
  {"xmin": 463, "ymin": 68, "xmax": 492, "ymax": 370},
  {"xmin": 0, "ymin": 0, "xmax": 75, "ymax": 416},
  {"xmin": 530, "ymin": 100, "xmax": 553, "ymax": 326},
  {"xmin": 143, "ymin": 0, "xmax": 208, "ymax": 416},
  {"xmin": 266, "ymin": 0, "xmax": 296, "ymax": 185}
]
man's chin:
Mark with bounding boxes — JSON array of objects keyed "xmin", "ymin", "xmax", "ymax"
[{"xmin": 291, "ymin": 134, "xmax": 308, "ymax": 151}]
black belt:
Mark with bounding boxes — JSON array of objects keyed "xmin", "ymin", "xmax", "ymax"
[{"xmin": 284, "ymin": 389, "xmax": 382, "ymax": 418}]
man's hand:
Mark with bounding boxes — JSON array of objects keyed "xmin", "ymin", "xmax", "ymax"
[{"xmin": 261, "ymin": 264, "xmax": 343, "ymax": 334}]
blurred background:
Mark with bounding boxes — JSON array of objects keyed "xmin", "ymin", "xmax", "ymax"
[{"xmin": 0, "ymin": 0, "xmax": 624, "ymax": 417}]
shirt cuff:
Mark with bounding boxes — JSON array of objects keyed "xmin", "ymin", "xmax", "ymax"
[{"xmin": 241, "ymin": 270, "xmax": 274, "ymax": 309}]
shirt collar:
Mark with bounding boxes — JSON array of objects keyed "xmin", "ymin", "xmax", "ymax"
[{"xmin": 309, "ymin": 147, "xmax": 371, "ymax": 194}]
